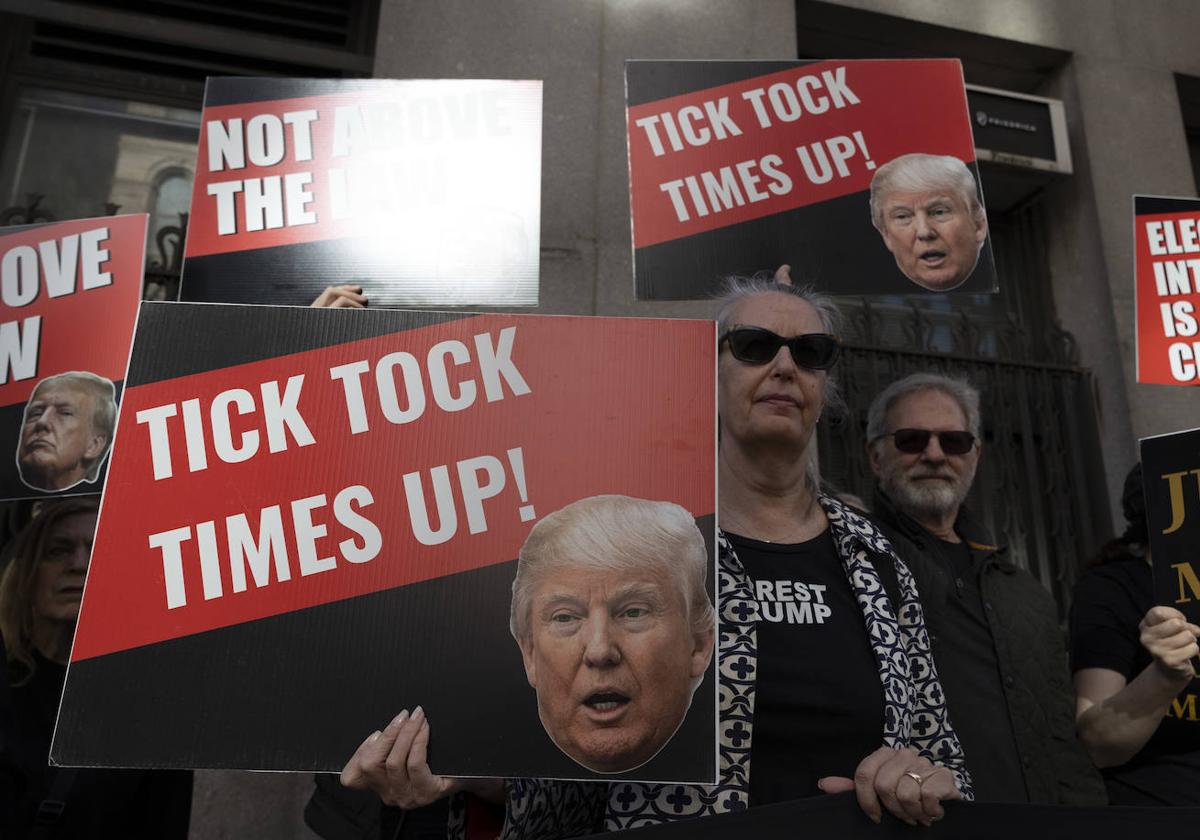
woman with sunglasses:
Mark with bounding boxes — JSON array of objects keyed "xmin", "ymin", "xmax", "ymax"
[{"xmin": 341, "ymin": 274, "xmax": 972, "ymax": 836}]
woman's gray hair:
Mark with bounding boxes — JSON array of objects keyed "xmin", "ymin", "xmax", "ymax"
[
  {"xmin": 509, "ymin": 495, "xmax": 713, "ymax": 643},
  {"xmin": 714, "ymin": 273, "xmax": 845, "ymax": 418},
  {"xmin": 865, "ymin": 372, "xmax": 982, "ymax": 451},
  {"xmin": 868, "ymin": 153, "xmax": 986, "ymax": 231}
]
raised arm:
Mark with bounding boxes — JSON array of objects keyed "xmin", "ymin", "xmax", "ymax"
[{"xmin": 1074, "ymin": 606, "xmax": 1199, "ymax": 767}]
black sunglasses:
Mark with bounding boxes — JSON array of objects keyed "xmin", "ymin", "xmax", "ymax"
[
  {"xmin": 876, "ymin": 428, "xmax": 977, "ymax": 456},
  {"xmin": 720, "ymin": 327, "xmax": 841, "ymax": 370}
]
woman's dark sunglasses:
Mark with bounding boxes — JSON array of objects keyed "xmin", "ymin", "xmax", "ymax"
[
  {"xmin": 720, "ymin": 327, "xmax": 841, "ymax": 370},
  {"xmin": 877, "ymin": 428, "xmax": 977, "ymax": 456}
]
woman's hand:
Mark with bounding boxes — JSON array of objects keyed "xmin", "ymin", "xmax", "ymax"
[
  {"xmin": 311, "ymin": 284, "xmax": 367, "ymax": 308},
  {"xmin": 1140, "ymin": 605, "xmax": 1200, "ymax": 681},
  {"xmin": 818, "ymin": 746, "xmax": 961, "ymax": 827},
  {"xmin": 340, "ymin": 706, "xmax": 502, "ymax": 808}
]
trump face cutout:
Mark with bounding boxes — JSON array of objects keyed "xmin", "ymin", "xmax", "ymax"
[
  {"xmin": 870, "ymin": 154, "xmax": 988, "ymax": 292},
  {"xmin": 510, "ymin": 496, "xmax": 715, "ymax": 774},
  {"xmin": 17, "ymin": 372, "xmax": 116, "ymax": 492}
]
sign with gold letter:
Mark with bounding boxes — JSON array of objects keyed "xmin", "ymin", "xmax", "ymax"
[{"xmin": 1142, "ymin": 427, "xmax": 1200, "ymax": 617}]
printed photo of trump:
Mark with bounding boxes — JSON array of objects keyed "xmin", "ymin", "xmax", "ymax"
[
  {"xmin": 509, "ymin": 494, "xmax": 715, "ymax": 774},
  {"xmin": 869, "ymin": 153, "xmax": 989, "ymax": 292},
  {"xmin": 16, "ymin": 371, "xmax": 117, "ymax": 493}
]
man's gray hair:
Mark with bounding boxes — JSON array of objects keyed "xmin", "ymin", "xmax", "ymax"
[
  {"xmin": 714, "ymin": 273, "xmax": 845, "ymax": 416},
  {"xmin": 509, "ymin": 495, "xmax": 713, "ymax": 643},
  {"xmin": 866, "ymin": 372, "xmax": 981, "ymax": 452},
  {"xmin": 869, "ymin": 153, "xmax": 985, "ymax": 231},
  {"xmin": 31, "ymin": 371, "xmax": 118, "ymax": 480}
]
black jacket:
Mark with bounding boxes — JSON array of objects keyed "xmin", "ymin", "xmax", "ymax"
[{"xmin": 871, "ymin": 486, "xmax": 1106, "ymax": 805}]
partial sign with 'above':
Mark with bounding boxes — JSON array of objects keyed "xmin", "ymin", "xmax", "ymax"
[{"xmin": 0, "ymin": 214, "xmax": 145, "ymax": 501}]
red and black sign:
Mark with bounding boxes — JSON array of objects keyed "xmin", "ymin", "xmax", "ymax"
[
  {"xmin": 626, "ymin": 60, "xmax": 998, "ymax": 298},
  {"xmin": 54, "ymin": 304, "xmax": 716, "ymax": 781},
  {"xmin": 0, "ymin": 214, "xmax": 145, "ymax": 501},
  {"xmin": 181, "ymin": 77, "xmax": 543, "ymax": 307},
  {"xmin": 1135, "ymin": 196, "xmax": 1200, "ymax": 385}
]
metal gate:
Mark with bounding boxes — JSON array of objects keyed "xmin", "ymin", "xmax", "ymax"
[{"xmin": 817, "ymin": 198, "xmax": 1113, "ymax": 617}]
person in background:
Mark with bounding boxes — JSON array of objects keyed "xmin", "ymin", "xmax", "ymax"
[
  {"xmin": 1071, "ymin": 464, "xmax": 1200, "ymax": 805},
  {"xmin": 865, "ymin": 373, "xmax": 1105, "ymax": 804},
  {"xmin": 0, "ymin": 498, "xmax": 193, "ymax": 838},
  {"xmin": 340, "ymin": 274, "xmax": 974, "ymax": 837}
]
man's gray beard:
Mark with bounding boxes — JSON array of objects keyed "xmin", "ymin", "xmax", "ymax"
[{"xmin": 881, "ymin": 466, "xmax": 974, "ymax": 521}]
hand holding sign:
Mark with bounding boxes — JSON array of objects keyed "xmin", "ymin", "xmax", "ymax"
[
  {"xmin": 311, "ymin": 284, "xmax": 367, "ymax": 308},
  {"xmin": 817, "ymin": 746, "xmax": 960, "ymax": 828},
  {"xmin": 1140, "ymin": 605, "xmax": 1200, "ymax": 682},
  {"xmin": 339, "ymin": 706, "xmax": 504, "ymax": 809}
]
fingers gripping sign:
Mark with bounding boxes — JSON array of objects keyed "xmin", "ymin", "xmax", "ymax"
[
  {"xmin": 311, "ymin": 284, "xmax": 367, "ymax": 308},
  {"xmin": 340, "ymin": 706, "xmax": 461, "ymax": 809},
  {"xmin": 818, "ymin": 746, "xmax": 960, "ymax": 827},
  {"xmin": 1140, "ymin": 605, "xmax": 1200, "ymax": 681}
]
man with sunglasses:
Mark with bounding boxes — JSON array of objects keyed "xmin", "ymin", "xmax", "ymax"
[{"xmin": 865, "ymin": 373, "xmax": 1105, "ymax": 806}]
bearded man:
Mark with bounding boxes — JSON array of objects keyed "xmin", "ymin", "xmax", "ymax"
[{"xmin": 866, "ymin": 373, "xmax": 1106, "ymax": 806}]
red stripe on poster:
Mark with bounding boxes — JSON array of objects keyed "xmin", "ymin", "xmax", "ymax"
[
  {"xmin": 0, "ymin": 215, "xmax": 144, "ymax": 408},
  {"xmin": 627, "ymin": 60, "xmax": 975, "ymax": 249},
  {"xmin": 1135, "ymin": 207, "xmax": 1200, "ymax": 385},
  {"xmin": 73, "ymin": 313, "xmax": 715, "ymax": 660}
]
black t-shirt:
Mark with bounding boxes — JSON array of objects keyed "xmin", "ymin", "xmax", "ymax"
[
  {"xmin": 728, "ymin": 530, "xmax": 885, "ymax": 807},
  {"xmin": 1070, "ymin": 557, "xmax": 1200, "ymax": 805}
]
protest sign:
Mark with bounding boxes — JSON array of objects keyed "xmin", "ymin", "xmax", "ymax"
[
  {"xmin": 0, "ymin": 214, "xmax": 145, "ymax": 501},
  {"xmin": 1143, "ymin": 427, "xmax": 1200, "ymax": 624},
  {"xmin": 1135, "ymin": 195, "xmax": 1200, "ymax": 384},
  {"xmin": 181, "ymin": 78, "xmax": 542, "ymax": 307},
  {"xmin": 53, "ymin": 303, "xmax": 717, "ymax": 782},
  {"xmin": 626, "ymin": 60, "xmax": 997, "ymax": 298}
]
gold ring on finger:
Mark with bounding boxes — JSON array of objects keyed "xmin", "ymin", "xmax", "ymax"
[{"xmin": 903, "ymin": 770, "xmax": 925, "ymax": 786}]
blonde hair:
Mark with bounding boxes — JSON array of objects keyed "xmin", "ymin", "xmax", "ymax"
[
  {"xmin": 869, "ymin": 153, "xmax": 985, "ymax": 231},
  {"xmin": 510, "ymin": 495, "xmax": 712, "ymax": 643}
]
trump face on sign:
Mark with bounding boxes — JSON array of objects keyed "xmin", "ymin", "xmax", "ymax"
[
  {"xmin": 870, "ymin": 153, "xmax": 988, "ymax": 292},
  {"xmin": 509, "ymin": 495, "xmax": 715, "ymax": 774},
  {"xmin": 17, "ymin": 372, "xmax": 117, "ymax": 493}
]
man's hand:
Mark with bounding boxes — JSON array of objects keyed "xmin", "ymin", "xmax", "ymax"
[
  {"xmin": 340, "ymin": 707, "xmax": 464, "ymax": 809},
  {"xmin": 1140, "ymin": 605, "xmax": 1200, "ymax": 681},
  {"xmin": 818, "ymin": 746, "xmax": 961, "ymax": 827},
  {"xmin": 312, "ymin": 285, "xmax": 368, "ymax": 308}
]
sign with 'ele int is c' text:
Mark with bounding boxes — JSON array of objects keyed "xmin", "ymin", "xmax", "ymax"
[
  {"xmin": 0, "ymin": 214, "xmax": 145, "ymax": 501},
  {"xmin": 181, "ymin": 78, "xmax": 542, "ymax": 307},
  {"xmin": 54, "ymin": 304, "xmax": 717, "ymax": 784},
  {"xmin": 626, "ymin": 60, "xmax": 998, "ymax": 299},
  {"xmin": 1135, "ymin": 195, "xmax": 1200, "ymax": 385}
]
